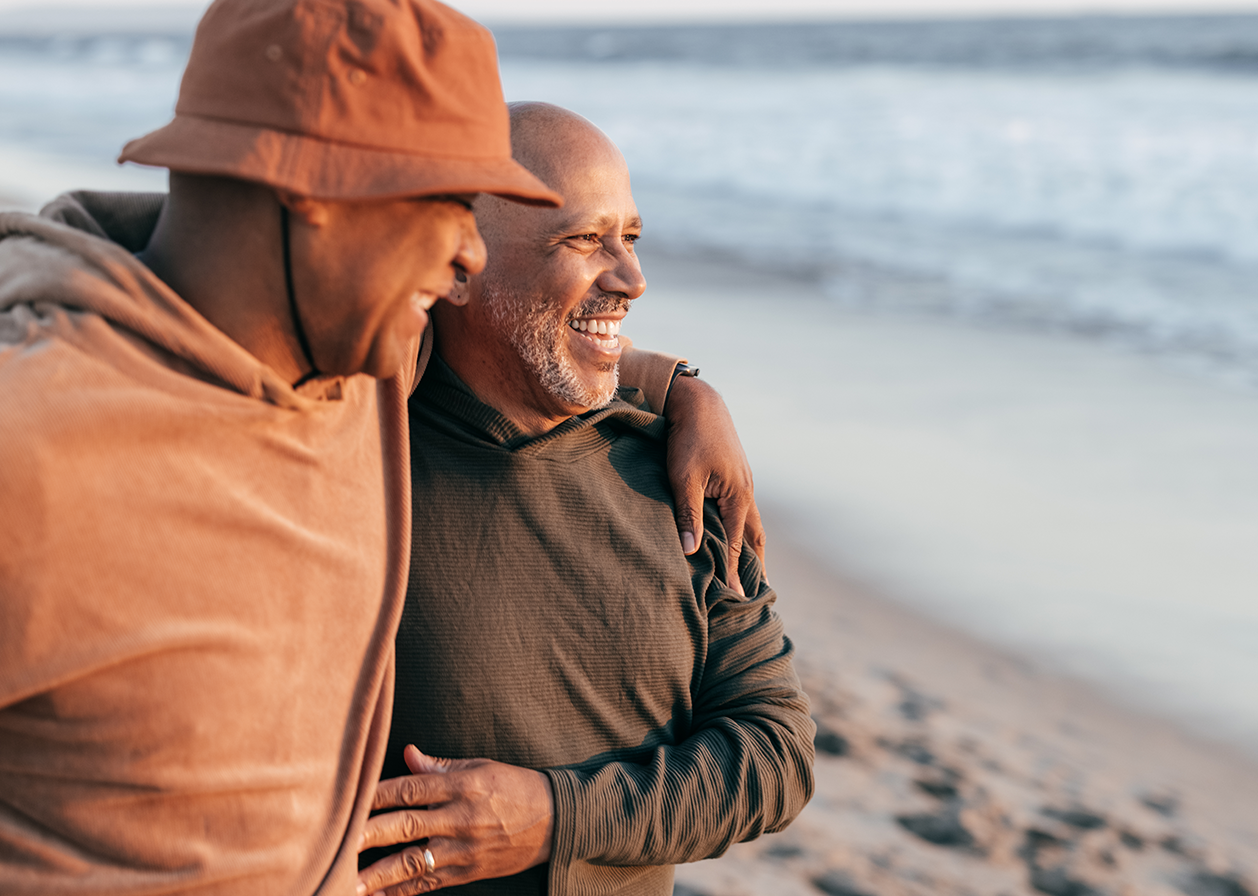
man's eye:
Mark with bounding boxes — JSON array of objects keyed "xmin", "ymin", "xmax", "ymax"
[
  {"xmin": 624, "ymin": 234, "xmax": 640, "ymax": 244},
  {"xmin": 422, "ymin": 194, "xmax": 474, "ymax": 211}
]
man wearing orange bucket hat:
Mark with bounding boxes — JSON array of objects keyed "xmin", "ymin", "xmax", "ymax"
[{"xmin": 0, "ymin": 1, "xmax": 760, "ymax": 894}]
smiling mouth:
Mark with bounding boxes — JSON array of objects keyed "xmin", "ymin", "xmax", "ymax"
[
  {"xmin": 411, "ymin": 291, "xmax": 440, "ymax": 312},
  {"xmin": 568, "ymin": 316, "xmax": 621, "ymax": 347}
]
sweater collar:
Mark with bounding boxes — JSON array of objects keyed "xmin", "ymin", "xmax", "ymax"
[{"xmin": 412, "ymin": 352, "xmax": 664, "ymax": 455}]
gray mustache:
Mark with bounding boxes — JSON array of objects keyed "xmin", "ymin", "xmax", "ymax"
[{"xmin": 574, "ymin": 295, "xmax": 632, "ymax": 319}]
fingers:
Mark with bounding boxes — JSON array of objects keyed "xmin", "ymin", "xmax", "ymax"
[
  {"xmin": 404, "ymin": 745, "xmax": 454, "ymax": 776},
  {"xmin": 715, "ymin": 492, "xmax": 748, "ymax": 597},
  {"xmin": 359, "ymin": 805, "xmax": 444, "ymax": 852},
  {"xmin": 372, "ymin": 770, "xmax": 456, "ymax": 812},
  {"xmin": 745, "ymin": 499, "xmax": 767, "ymax": 571},
  {"xmin": 359, "ymin": 840, "xmax": 453, "ymax": 896},
  {"xmin": 672, "ymin": 473, "xmax": 707, "ymax": 556},
  {"xmin": 375, "ymin": 871, "xmax": 444, "ymax": 896},
  {"xmin": 374, "ymin": 746, "xmax": 484, "ymax": 813}
]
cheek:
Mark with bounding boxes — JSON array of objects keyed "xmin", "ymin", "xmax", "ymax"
[{"xmin": 412, "ymin": 213, "xmax": 475, "ymax": 275}]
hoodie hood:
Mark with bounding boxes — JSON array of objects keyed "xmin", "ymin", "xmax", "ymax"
[{"xmin": 0, "ymin": 191, "xmax": 320, "ymax": 409}]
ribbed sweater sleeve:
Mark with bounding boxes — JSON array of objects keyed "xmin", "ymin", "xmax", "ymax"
[
  {"xmin": 544, "ymin": 509, "xmax": 816, "ymax": 893},
  {"xmin": 617, "ymin": 335, "xmax": 684, "ymax": 414}
]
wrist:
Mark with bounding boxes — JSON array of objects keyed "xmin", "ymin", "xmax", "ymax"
[{"xmin": 663, "ymin": 362, "xmax": 701, "ymax": 414}]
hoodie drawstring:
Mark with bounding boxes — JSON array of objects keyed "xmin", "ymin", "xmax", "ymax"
[{"xmin": 281, "ymin": 205, "xmax": 321, "ymax": 388}]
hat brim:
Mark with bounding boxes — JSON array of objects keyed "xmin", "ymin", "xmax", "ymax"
[{"xmin": 119, "ymin": 115, "xmax": 563, "ymax": 208}]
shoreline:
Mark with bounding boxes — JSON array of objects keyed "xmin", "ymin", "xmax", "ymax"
[{"xmin": 671, "ymin": 504, "xmax": 1258, "ymax": 896}]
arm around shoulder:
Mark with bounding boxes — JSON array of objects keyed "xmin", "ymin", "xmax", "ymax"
[{"xmin": 616, "ymin": 336, "xmax": 685, "ymax": 415}]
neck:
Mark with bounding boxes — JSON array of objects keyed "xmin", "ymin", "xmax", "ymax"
[
  {"xmin": 137, "ymin": 175, "xmax": 312, "ymax": 384},
  {"xmin": 433, "ymin": 304, "xmax": 580, "ymax": 437}
]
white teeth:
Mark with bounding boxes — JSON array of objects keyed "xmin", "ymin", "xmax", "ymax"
[{"xmin": 569, "ymin": 318, "xmax": 621, "ymax": 338}]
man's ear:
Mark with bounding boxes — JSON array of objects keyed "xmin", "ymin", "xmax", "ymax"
[
  {"xmin": 443, "ymin": 270, "xmax": 471, "ymax": 307},
  {"xmin": 275, "ymin": 191, "xmax": 330, "ymax": 227}
]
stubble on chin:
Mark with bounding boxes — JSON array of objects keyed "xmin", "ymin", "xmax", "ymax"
[{"xmin": 481, "ymin": 281, "xmax": 622, "ymax": 411}]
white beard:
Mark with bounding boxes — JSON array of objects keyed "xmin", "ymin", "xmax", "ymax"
[{"xmin": 480, "ymin": 280, "xmax": 623, "ymax": 411}]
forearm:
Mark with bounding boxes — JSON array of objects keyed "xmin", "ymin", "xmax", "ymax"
[
  {"xmin": 546, "ymin": 677, "xmax": 813, "ymax": 870},
  {"xmin": 546, "ymin": 541, "xmax": 815, "ymax": 873}
]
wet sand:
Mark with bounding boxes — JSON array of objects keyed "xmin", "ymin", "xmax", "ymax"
[{"xmin": 674, "ymin": 507, "xmax": 1258, "ymax": 896}]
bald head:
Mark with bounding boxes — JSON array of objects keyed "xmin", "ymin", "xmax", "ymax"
[
  {"xmin": 473, "ymin": 103, "xmax": 630, "ymax": 243},
  {"xmin": 509, "ymin": 103, "xmax": 623, "ymax": 193}
]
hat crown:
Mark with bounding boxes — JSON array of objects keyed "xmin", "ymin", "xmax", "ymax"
[
  {"xmin": 118, "ymin": 0, "xmax": 561, "ymax": 205},
  {"xmin": 176, "ymin": 0, "xmax": 509, "ymax": 160}
]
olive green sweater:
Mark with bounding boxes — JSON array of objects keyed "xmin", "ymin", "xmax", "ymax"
[{"xmin": 386, "ymin": 357, "xmax": 815, "ymax": 896}]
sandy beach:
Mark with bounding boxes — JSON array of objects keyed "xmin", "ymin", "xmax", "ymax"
[
  {"xmin": 668, "ymin": 509, "xmax": 1258, "ymax": 896},
  {"xmin": 624, "ymin": 250, "xmax": 1258, "ymax": 896}
]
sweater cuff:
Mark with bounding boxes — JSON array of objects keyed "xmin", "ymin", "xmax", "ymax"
[
  {"xmin": 618, "ymin": 336, "xmax": 685, "ymax": 415},
  {"xmin": 544, "ymin": 768, "xmax": 581, "ymax": 896}
]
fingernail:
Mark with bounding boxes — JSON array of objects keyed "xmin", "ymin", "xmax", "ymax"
[
  {"xmin": 357, "ymin": 884, "xmax": 366, "ymax": 896},
  {"xmin": 682, "ymin": 532, "xmax": 696, "ymax": 554}
]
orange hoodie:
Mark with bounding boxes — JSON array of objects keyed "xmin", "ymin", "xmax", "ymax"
[
  {"xmin": 0, "ymin": 192, "xmax": 414, "ymax": 896},
  {"xmin": 0, "ymin": 191, "xmax": 683, "ymax": 896}
]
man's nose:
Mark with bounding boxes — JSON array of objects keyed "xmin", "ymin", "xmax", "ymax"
[{"xmin": 597, "ymin": 241, "xmax": 646, "ymax": 300}]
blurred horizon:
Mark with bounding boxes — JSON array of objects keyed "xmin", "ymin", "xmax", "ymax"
[{"xmin": 5, "ymin": 0, "xmax": 1258, "ymax": 27}]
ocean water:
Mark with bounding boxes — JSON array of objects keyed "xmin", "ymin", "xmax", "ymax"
[
  {"xmin": 4, "ymin": 13, "xmax": 1258, "ymax": 382},
  {"xmin": 3, "ymin": 11, "xmax": 1258, "ymax": 749}
]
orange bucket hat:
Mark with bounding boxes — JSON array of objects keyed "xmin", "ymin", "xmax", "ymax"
[{"xmin": 120, "ymin": 0, "xmax": 561, "ymax": 207}]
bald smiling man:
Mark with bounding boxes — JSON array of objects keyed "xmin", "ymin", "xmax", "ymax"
[{"xmin": 357, "ymin": 103, "xmax": 816, "ymax": 896}]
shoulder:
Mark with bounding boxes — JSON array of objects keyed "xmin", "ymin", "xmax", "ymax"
[
  {"xmin": 0, "ymin": 324, "xmax": 147, "ymax": 537},
  {"xmin": 0, "ymin": 350, "xmax": 75, "ymax": 603},
  {"xmin": 595, "ymin": 388, "xmax": 667, "ymax": 442},
  {"xmin": 0, "ymin": 336, "xmax": 89, "ymax": 496},
  {"xmin": 612, "ymin": 384, "xmax": 652, "ymax": 413}
]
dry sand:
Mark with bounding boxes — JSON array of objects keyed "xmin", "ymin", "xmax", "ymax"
[{"xmin": 670, "ymin": 508, "xmax": 1257, "ymax": 896}]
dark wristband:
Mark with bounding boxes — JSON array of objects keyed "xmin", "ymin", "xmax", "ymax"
[{"xmin": 669, "ymin": 362, "xmax": 699, "ymax": 389}]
